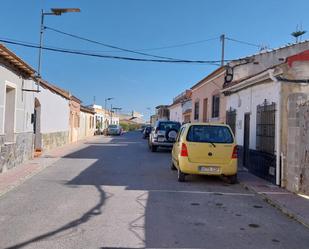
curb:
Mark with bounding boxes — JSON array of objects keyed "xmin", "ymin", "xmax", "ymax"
[{"xmin": 239, "ymin": 181, "xmax": 309, "ymax": 229}]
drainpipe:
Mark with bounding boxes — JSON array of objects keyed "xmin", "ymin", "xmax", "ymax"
[{"xmin": 269, "ymin": 69, "xmax": 282, "ymax": 186}]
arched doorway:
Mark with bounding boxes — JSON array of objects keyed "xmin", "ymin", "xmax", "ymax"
[{"xmin": 34, "ymin": 98, "xmax": 42, "ymax": 151}]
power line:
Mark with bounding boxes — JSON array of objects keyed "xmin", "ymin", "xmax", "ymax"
[
  {"xmin": 0, "ymin": 38, "xmax": 226, "ymax": 64},
  {"xmin": 45, "ymin": 26, "xmax": 186, "ymax": 61},
  {"xmin": 225, "ymin": 37, "xmax": 263, "ymax": 48},
  {"xmin": 132, "ymin": 37, "xmax": 220, "ymax": 52}
]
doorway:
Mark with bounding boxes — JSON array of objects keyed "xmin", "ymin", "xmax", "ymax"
[{"xmin": 243, "ymin": 113, "xmax": 250, "ymax": 168}]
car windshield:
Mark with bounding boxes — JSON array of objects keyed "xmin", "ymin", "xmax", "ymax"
[
  {"xmin": 158, "ymin": 122, "xmax": 180, "ymax": 131},
  {"xmin": 108, "ymin": 125, "xmax": 118, "ymax": 129},
  {"xmin": 145, "ymin": 127, "xmax": 152, "ymax": 131},
  {"xmin": 187, "ymin": 125, "xmax": 233, "ymax": 143}
]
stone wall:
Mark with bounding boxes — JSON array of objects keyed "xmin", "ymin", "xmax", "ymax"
[
  {"xmin": 286, "ymin": 93, "xmax": 309, "ymax": 194},
  {"xmin": 41, "ymin": 131, "xmax": 69, "ymax": 152},
  {"xmin": 0, "ymin": 132, "xmax": 33, "ymax": 173},
  {"xmin": 299, "ymin": 104, "xmax": 309, "ymax": 194}
]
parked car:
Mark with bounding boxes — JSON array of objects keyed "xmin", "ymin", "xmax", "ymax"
[
  {"xmin": 171, "ymin": 123, "xmax": 237, "ymax": 183},
  {"xmin": 107, "ymin": 125, "xmax": 122, "ymax": 135},
  {"xmin": 148, "ymin": 121, "xmax": 181, "ymax": 152},
  {"xmin": 143, "ymin": 126, "xmax": 152, "ymax": 139}
]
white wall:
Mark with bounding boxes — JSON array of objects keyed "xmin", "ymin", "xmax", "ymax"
[
  {"xmin": 0, "ymin": 65, "xmax": 34, "ymax": 135},
  {"xmin": 34, "ymin": 86, "xmax": 70, "ymax": 133},
  {"xmin": 230, "ymin": 42, "xmax": 309, "ymax": 83},
  {"xmin": 169, "ymin": 103, "xmax": 183, "ymax": 123},
  {"xmin": 226, "ymin": 80, "xmax": 279, "ymax": 149}
]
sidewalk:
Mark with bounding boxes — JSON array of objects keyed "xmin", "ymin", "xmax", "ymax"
[
  {"xmin": 238, "ymin": 171, "xmax": 309, "ymax": 228},
  {"xmin": 0, "ymin": 135, "xmax": 105, "ymax": 198}
]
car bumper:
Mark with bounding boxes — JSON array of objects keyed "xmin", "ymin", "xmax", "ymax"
[
  {"xmin": 151, "ymin": 141, "xmax": 174, "ymax": 147},
  {"xmin": 176, "ymin": 157, "xmax": 237, "ymax": 176},
  {"xmin": 108, "ymin": 131, "xmax": 120, "ymax": 135}
]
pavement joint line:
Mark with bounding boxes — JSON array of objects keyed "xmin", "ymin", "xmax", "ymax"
[{"xmin": 147, "ymin": 189, "xmax": 255, "ymax": 196}]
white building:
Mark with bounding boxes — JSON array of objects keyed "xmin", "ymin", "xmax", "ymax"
[
  {"xmin": 222, "ymin": 41, "xmax": 309, "ymax": 193},
  {"xmin": 33, "ymin": 80, "xmax": 70, "ymax": 151},
  {"xmin": 0, "ymin": 44, "xmax": 36, "ymax": 172},
  {"xmin": 169, "ymin": 90, "xmax": 192, "ymax": 123},
  {"xmin": 169, "ymin": 102, "xmax": 182, "ymax": 123}
]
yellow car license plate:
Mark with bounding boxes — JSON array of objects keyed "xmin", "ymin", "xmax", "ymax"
[{"xmin": 199, "ymin": 166, "xmax": 219, "ymax": 173}]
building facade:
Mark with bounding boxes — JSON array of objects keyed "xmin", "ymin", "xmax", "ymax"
[
  {"xmin": 223, "ymin": 42, "xmax": 309, "ymax": 194},
  {"xmin": 79, "ymin": 105, "xmax": 95, "ymax": 139},
  {"xmin": 34, "ymin": 80, "xmax": 70, "ymax": 152},
  {"xmin": 0, "ymin": 44, "xmax": 36, "ymax": 173},
  {"xmin": 191, "ymin": 67, "xmax": 226, "ymax": 124}
]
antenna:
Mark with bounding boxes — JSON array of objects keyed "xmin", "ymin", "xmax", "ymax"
[{"xmin": 291, "ymin": 24, "xmax": 306, "ymax": 43}]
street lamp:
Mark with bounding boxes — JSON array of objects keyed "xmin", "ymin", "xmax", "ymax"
[
  {"xmin": 105, "ymin": 97, "xmax": 113, "ymax": 127},
  {"xmin": 37, "ymin": 8, "xmax": 80, "ymax": 78},
  {"xmin": 146, "ymin": 107, "xmax": 152, "ymax": 124}
]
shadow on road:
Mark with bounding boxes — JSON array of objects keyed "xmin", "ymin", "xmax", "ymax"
[{"xmin": 5, "ymin": 132, "xmax": 292, "ymax": 249}]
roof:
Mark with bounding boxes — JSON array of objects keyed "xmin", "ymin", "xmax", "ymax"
[
  {"xmin": 231, "ymin": 40, "xmax": 309, "ymax": 62},
  {"xmin": 70, "ymin": 95, "xmax": 82, "ymax": 104},
  {"xmin": 222, "ymin": 64, "xmax": 283, "ymax": 93},
  {"xmin": 0, "ymin": 44, "xmax": 36, "ymax": 77},
  {"xmin": 38, "ymin": 79, "xmax": 70, "ymax": 100},
  {"xmin": 80, "ymin": 105, "xmax": 95, "ymax": 114},
  {"xmin": 190, "ymin": 66, "xmax": 225, "ymax": 90},
  {"xmin": 287, "ymin": 49, "xmax": 309, "ymax": 67}
]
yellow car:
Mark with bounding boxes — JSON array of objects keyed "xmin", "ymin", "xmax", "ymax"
[{"xmin": 171, "ymin": 123, "xmax": 237, "ymax": 183}]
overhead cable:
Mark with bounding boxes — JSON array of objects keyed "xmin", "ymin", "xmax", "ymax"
[{"xmin": 0, "ymin": 38, "xmax": 227, "ymax": 65}]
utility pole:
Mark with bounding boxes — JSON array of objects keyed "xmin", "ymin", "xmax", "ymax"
[
  {"xmin": 110, "ymin": 104, "xmax": 113, "ymax": 124},
  {"xmin": 220, "ymin": 34, "xmax": 225, "ymax": 66}
]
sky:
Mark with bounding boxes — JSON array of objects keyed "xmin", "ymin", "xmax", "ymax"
[{"xmin": 1, "ymin": 0, "xmax": 309, "ymax": 118}]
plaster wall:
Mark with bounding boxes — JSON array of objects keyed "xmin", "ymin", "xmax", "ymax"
[
  {"xmin": 169, "ymin": 103, "xmax": 183, "ymax": 123},
  {"xmin": 226, "ymin": 80, "xmax": 279, "ymax": 148}
]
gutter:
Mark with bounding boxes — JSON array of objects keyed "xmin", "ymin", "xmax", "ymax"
[{"xmin": 269, "ymin": 69, "xmax": 282, "ymax": 186}]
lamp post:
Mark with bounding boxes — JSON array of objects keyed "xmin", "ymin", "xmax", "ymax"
[
  {"xmin": 146, "ymin": 107, "xmax": 152, "ymax": 124},
  {"xmin": 105, "ymin": 97, "xmax": 113, "ymax": 127},
  {"xmin": 37, "ymin": 8, "xmax": 80, "ymax": 78}
]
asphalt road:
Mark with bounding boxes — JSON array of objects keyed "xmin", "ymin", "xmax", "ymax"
[{"xmin": 0, "ymin": 132, "xmax": 308, "ymax": 249}]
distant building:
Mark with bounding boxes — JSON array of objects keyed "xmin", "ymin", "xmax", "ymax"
[
  {"xmin": 191, "ymin": 67, "xmax": 226, "ymax": 124},
  {"xmin": 155, "ymin": 105, "xmax": 169, "ymax": 121},
  {"xmin": 119, "ymin": 111, "xmax": 145, "ymax": 124},
  {"xmin": 169, "ymin": 90, "xmax": 192, "ymax": 124},
  {"xmin": 79, "ymin": 105, "xmax": 95, "ymax": 139}
]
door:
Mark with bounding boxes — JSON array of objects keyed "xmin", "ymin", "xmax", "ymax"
[
  {"xmin": 243, "ymin": 113, "xmax": 250, "ymax": 168},
  {"xmin": 203, "ymin": 98, "xmax": 208, "ymax": 122}
]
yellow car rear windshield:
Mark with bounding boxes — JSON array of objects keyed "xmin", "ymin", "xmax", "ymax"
[{"xmin": 186, "ymin": 125, "xmax": 233, "ymax": 143}]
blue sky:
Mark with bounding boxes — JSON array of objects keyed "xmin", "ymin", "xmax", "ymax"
[{"xmin": 1, "ymin": 0, "xmax": 308, "ymax": 118}]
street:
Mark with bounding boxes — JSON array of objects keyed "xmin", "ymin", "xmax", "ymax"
[{"xmin": 0, "ymin": 132, "xmax": 308, "ymax": 249}]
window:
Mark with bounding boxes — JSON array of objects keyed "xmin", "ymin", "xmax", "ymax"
[
  {"xmin": 194, "ymin": 101, "xmax": 199, "ymax": 120},
  {"xmin": 158, "ymin": 122, "xmax": 181, "ymax": 131},
  {"xmin": 187, "ymin": 125, "xmax": 233, "ymax": 143},
  {"xmin": 212, "ymin": 94, "xmax": 220, "ymax": 118}
]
